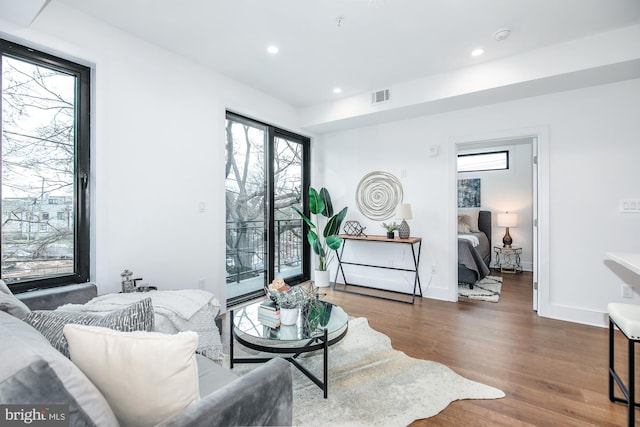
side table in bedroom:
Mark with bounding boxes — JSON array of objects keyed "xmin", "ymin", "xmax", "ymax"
[{"xmin": 494, "ymin": 245, "xmax": 523, "ymax": 274}]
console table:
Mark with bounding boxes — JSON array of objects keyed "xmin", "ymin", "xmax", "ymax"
[{"xmin": 333, "ymin": 235, "xmax": 422, "ymax": 304}]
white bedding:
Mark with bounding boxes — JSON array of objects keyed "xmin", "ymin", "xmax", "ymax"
[
  {"xmin": 458, "ymin": 233, "xmax": 480, "ymax": 247},
  {"xmin": 57, "ymin": 289, "xmax": 224, "ymax": 362}
]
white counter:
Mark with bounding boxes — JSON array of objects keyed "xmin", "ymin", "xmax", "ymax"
[{"xmin": 606, "ymin": 252, "xmax": 640, "ymax": 276}]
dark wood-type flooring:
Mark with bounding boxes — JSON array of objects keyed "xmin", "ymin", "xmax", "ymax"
[{"xmin": 225, "ymin": 272, "xmax": 636, "ymax": 426}]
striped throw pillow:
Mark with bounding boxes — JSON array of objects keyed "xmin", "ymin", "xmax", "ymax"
[{"xmin": 25, "ymin": 298, "xmax": 154, "ymax": 358}]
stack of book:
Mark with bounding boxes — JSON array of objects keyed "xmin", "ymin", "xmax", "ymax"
[{"xmin": 258, "ymin": 300, "xmax": 281, "ymax": 328}]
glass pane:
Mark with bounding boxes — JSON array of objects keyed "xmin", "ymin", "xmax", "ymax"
[
  {"xmin": 458, "ymin": 151, "xmax": 508, "ymax": 172},
  {"xmin": 1, "ymin": 56, "xmax": 76, "ymax": 283},
  {"xmin": 225, "ymin": 118, "xmax": 267, "ymax": 300},
  {"xmin": 273, "ymin": 136, "xmax": 303, "ymax": 280}
]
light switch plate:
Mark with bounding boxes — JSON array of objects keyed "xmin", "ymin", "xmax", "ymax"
[{"xmin": 620, "ymin": 199, "xmax": 640, "ymax": 213}]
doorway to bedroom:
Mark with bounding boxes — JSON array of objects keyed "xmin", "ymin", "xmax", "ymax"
[{"xmin": 456, "ymin": 136, "xmax": 537, "ymax": 310}]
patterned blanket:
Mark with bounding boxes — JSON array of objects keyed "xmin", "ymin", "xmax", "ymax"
[{"xmin": 57, "ymin": 289, "xmax": 224, "ymax": 362}]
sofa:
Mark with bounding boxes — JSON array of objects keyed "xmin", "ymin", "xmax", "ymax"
[{"xmin": 0, "ymin": 282, "xmax": 293, "ymax": 427}]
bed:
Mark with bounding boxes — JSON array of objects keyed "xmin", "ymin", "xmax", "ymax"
[{"xmin": 458, "ymin": 210, "xmax": 492, "ymax": 288}]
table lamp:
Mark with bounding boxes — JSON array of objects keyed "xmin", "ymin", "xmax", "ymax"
[
  {"xmin": 395, "ymin": 203, "xmax": 412, "ymax": 239},
  {"xmin": 497, "ymin": 212, "xmax": 517, "ymax": 247}
]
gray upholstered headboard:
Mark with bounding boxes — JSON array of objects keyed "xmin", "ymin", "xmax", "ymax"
[{"xmin": 478, "ymin": 210, "xmax": 492, "ymax": 248}]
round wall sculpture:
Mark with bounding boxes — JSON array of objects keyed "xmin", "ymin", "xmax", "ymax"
[{"xmin": 355, "ymin": 171, "xmax": 403, "ymax": 220}]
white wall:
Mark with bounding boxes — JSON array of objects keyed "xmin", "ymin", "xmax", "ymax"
[
  {"xmin": 458, "ymin": 141, "xmax": 534, "ymax": 271},
  {"xmin": 317, "ymin": 77, "xmax": 640, "ymax": 327},
  {"xmin": 0, "ymin": 1, "xmax": 305, "ymax": 306}
]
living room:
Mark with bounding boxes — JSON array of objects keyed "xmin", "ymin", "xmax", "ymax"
[
  {"xmin": 1, "ymin": 0, "xmax": 637, "ymax": 325},
  {"xmin": 1, "ymin": 1, "xmax": 640, "ymax": 425}
]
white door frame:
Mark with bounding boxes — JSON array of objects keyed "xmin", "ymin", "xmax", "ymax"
[{"xmin": 450, "ymin": 127, "xmax": 550, "ymax": 315}]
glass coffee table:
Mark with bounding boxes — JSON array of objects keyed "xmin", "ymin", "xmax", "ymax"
[{"xmin": 230, "ymin": 300, "xmax": 348, "ymax": 398}]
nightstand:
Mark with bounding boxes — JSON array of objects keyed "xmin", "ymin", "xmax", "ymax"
[{"xmin": 494, "ymin": 245, "xmax": 523, "ymax": 274}]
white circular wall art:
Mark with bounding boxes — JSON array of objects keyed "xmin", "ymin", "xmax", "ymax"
[{"xmin": 355, "ymin": 171, "xmax": 403, "ymax": 220}]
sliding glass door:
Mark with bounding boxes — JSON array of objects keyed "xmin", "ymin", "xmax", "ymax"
[{"xmin": 225, "ymin": 112, "xmax": 309, "ymax": 304}]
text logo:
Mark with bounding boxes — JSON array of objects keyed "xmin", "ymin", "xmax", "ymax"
[{"xmin": 0, "ymin": 405, "xmax": 68, "ymax": 426}]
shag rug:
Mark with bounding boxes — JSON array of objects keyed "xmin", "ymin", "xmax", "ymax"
[
  {"xmin": 458, "ymin": 275, "xmax": 503, "ymax": 303},
  {"xmin": 227, "ymin": 317, "xmax": 504, "ymax": 426}
]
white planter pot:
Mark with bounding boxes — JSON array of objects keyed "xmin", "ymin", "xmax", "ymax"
[
  {"xmin": 315, "ymin": 269, "xmax": 330, "ymax": 288},
  {"xmin": 280, "ymin": 307, "xmax": 299, "ymax": 325}
]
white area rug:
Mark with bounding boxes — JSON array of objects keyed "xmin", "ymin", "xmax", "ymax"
[
  {"xmin": 227, "ymin": 317, "xmax": 504, "ymax": 426},
  {"xmin": 458, "ymin": 275, "xmax": 503, "ymax": 303}
]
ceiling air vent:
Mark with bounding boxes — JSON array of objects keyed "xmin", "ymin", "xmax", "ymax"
[{"xmin": 371, "ymin": 89, "xmax": 390, "ymax": 104}]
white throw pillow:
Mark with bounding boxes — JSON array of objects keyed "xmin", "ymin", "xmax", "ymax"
[
  {"xmin": 457, "ymin": 215, "xmax": 471, "ymax": 233},
  {"xmin": 64, "ymin": 324, "xmax": 200, "ymax": 427},
  {"xmin": 458, "ymin": 208, "xmax": 480, "ymax": 232}
]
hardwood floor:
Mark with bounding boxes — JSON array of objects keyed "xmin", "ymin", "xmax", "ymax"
[{"xmin": 225, "ymin": 272, "xmax": 635, "ymax": 426}]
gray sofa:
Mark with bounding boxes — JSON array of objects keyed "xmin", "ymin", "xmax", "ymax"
[{"xmin": 1, "ymin": 283, "xmax": 293, "ymax": 426}]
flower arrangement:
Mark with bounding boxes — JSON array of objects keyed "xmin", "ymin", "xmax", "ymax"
[
  {"xmin": 267, "ymin": 278, "xmax": 314, "ymax": 309},
  {"xmin": 276, "ymin": 286, "xmax": 312, "ymax": 309}
]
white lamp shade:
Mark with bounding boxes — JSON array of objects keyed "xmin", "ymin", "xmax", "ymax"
[
  {"xmin": 395, "ymin": 203, "xmax": 412, "ymax": 220},
  {"xmin": 497, "ymin": 212, "xmax": 518, "ymax": 228}
]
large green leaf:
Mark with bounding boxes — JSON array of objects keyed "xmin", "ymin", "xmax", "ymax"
[
  {"xmin": 324, "ymin": 206, "xmax": 348, "ymax": 237},
  {"xmin": 292, "ymin": 207, "xmax": 315, "ymax": 229},
  {"xmin": 308, "ymin": 187, "xmax": 325, "ymax": 215},
  {"xmin": 325, "ymin": 235, "xmax": 343, "ymax": 251},
  {"xmin": 307, "ymin": 229, "xmax": 318, "ymax": 246},
  {"xmin": 308, "ymin": 230, "xmax": 326, "ymax": 257},
  {"xmin": 319, "ymin": 187, "xmax": 333, "ymax": 217}
]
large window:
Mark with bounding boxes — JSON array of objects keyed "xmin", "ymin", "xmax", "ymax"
[
  {"xmin": 1, "ymin": 39, "xmax": 90, "ymax": 292},
  {"xmin": 225, "ymin": 112, "xmax": 309, "ymax": 305}
]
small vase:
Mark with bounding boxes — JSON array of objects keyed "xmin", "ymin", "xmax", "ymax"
[
  {"xmin": 314, "ymin": 269, "xmax": 330, "ymax": 288},
  {"xmin": 386, "ymin": 231, "xmax": 395, "ymax": 239},
  {"xmin": 280, "ymin": 307, "xmax": 299, "ymax": 325}
]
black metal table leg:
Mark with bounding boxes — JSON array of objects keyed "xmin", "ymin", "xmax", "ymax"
[{"xmin": 229, "ymin": 309, "xmax": 234, "ymax": 369}]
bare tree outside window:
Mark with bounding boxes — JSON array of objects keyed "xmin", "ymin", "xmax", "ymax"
[
  {"xmin": 1, "ymin": 56, "xmax": 76, "ymax": 282},
  {"xmin": 225, "ymin": 119, "xmax": 266, "ymax": 285},
  {"xmin": 225, "ymin": 114, "xmax": 306, "ymax": 301}
]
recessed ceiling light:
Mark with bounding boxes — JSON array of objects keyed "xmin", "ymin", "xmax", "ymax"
[
  {"xmin": 333, "ymin": 88, "xmax": 342, "ymax": 94},
  {"xmin": 267, "ymin": 45, "xmax": 279, "ymax": 54},
  {"xmin": 471, "ymin": 48, "xmax": 485, "ymax": 57}
]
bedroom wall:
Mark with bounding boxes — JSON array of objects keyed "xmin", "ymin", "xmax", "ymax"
[
  {"xmin": 316, "ymin": 77, "xmax": 640, "ymax": 327},
  {"xmin": 0, "ymin": 1, "xmax": 307, "ymax": 306},
  {"xmin": 457, "ymin": 141, "xmax": 534, "ymax": 271}
]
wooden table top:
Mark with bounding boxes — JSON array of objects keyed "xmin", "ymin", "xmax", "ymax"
[{"xmin": 339, "ymin": 234, "xmax": 421, "ymax": 243}]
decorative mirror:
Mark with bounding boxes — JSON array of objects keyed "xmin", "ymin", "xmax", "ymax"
[{"xmin": 355, "ymin": 171, "xmax": 403, "ymax": 220}]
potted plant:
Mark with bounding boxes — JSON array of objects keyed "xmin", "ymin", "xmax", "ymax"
[
  {"xmin": 382, "ymin": 222, "xmax": 399, "ymax": 239},
  {"xmin": 293, "ymin": 187, "xmax": 348, "ymax": 287},
  {"xmin": 275, "ymin": 286, "xmax": 313, "ymax": 325}
]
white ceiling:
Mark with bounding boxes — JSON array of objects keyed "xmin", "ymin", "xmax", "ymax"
[{"xmin": 54, "ymin": 0, "xmax": 640, "ymax": 108}]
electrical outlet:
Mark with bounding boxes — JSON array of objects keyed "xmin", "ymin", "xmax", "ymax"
[
  {"xmin": 198, "ymin": 278, "xmax": 205, "ymax": 290},
  {"xmin": 622, "ymin": 284, "xmax": 633, "ymax": 298},
  {"xmin": 431, "ymin": 265, "xmax": 437, "ymax": 274}
]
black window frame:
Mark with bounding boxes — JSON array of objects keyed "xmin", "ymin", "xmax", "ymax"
[
  {"xmin": 0, "ymin": 38, "xmax": 91, "ymax": 293},
  {"xmin": 457, "ymin": 150, "xmax": 510, "ymax": 173},
  {"xmin": 225, "ymin": 111, "xmax": 310, "ymax": 306}
]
